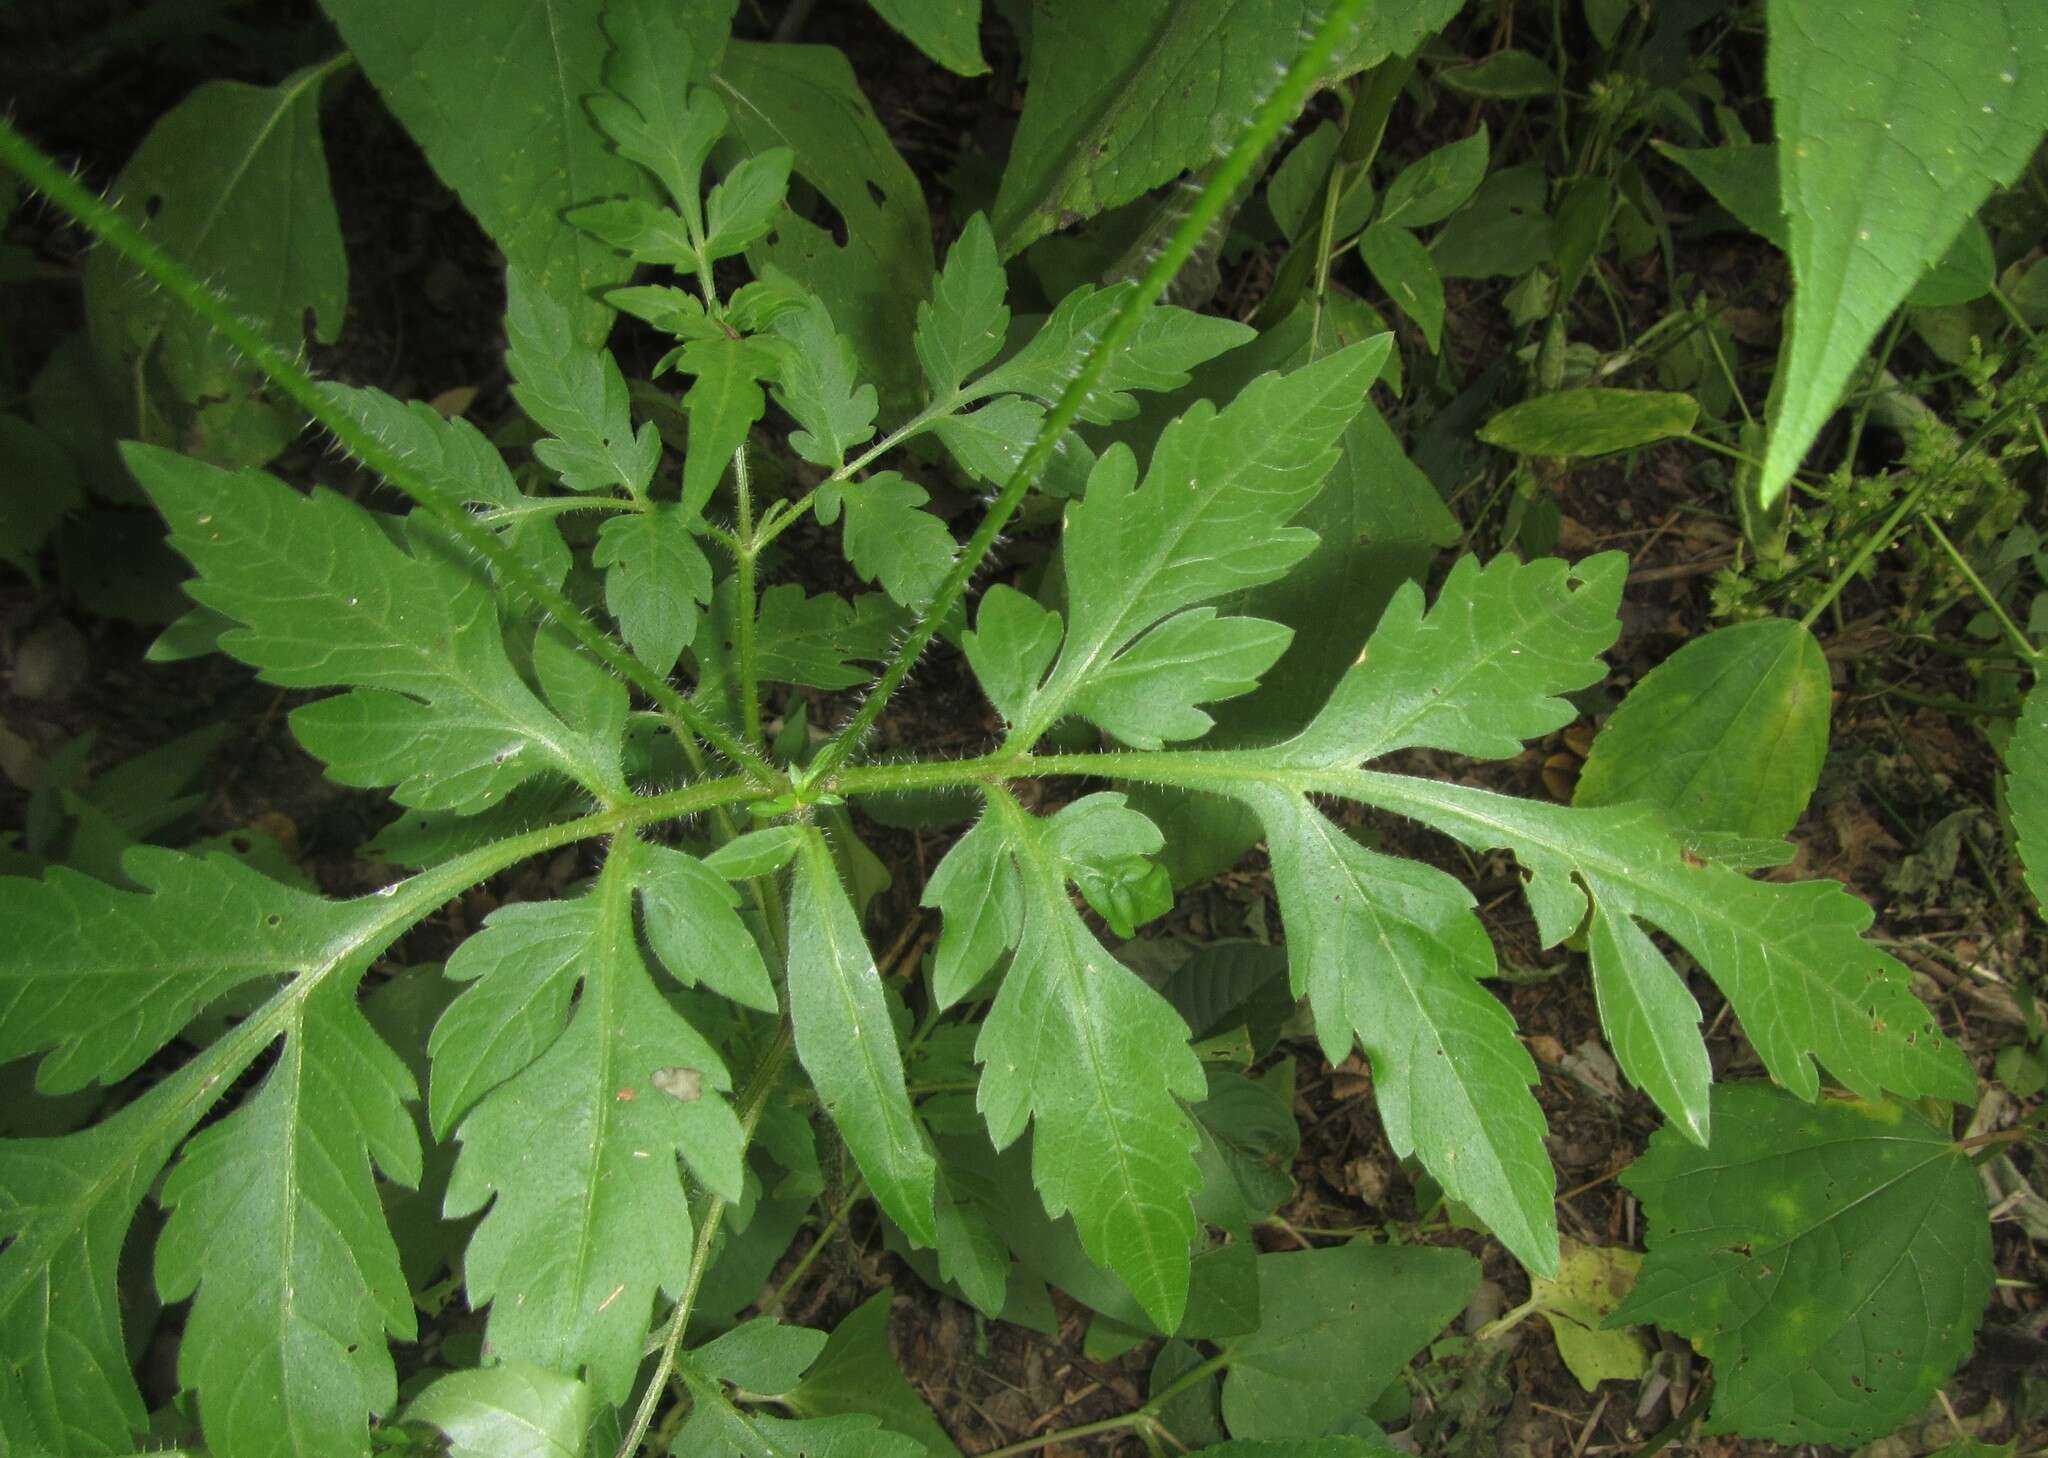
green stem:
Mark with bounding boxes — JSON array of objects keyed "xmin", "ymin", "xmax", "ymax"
[
  {"xmin": 761, "ymin": 1175, "xmax": 866, "ymax": 1314},
  {"xmin": 1798, "ymin": 474, "xmax": 1934, "ymax": 630},
  {"xmin": 616, "ymin": 1024, "xmax": 795, "ymax": 1458},
  {"xmin": 974, "ymin": 1412, "xmax": 1151, "ymax": 1458},
  {"xmin": 1922, "ymin": 513, "xmax": 2039, "ymax": 662},
  {"xmin": 798, "ymin": 0, "xmax": 1376, "ymax": 794},
  {"xmin": 0, "ymin": 116, "xmax": 787, "ymax": 795}
]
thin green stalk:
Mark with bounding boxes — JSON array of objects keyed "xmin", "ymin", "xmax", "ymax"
[
  {"xmin": 616, "ymin": 1024, "xmax": 795, "ymax": 1458},
  {"xmin": 761, "ymin": 1175, "xmax": 865, "ymax": 1314},
  {"xmin": 1798, "ymin": 475, "xmax": 1935, "ymax": 630},
  {"xmin": 0, "ymin": 117, "xmax": 787, "ymax": 795},
  {"xmin": 798, "ymin": 0, "xmax": 1378, "ymax": 794},
  {"xmin": 1923, "ymin": 514, "xmax": 2039, "ymax": 662}
]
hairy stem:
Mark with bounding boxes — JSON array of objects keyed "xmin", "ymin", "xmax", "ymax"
[
  {"xmin": 799, "ymin": 0, "xmax": 1377, "ymax": 792},
  {"xmin": 731, "ymin": 444, "xmax": 768, "ymax": 748},
  {"xmin": 0, "ymin": 116, "xmax": 788, "ymax": 795}
]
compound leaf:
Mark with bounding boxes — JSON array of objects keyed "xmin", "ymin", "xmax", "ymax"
[
  {"xmin": 441, "ymin": 845, "xmax": 743, "ymax": 1403},
  {"xmin": 1219, "ymin": 1241, "xmax": 1478, "ymax": 1440},
  {"xmin": 1284, "ymin": 553, "xmax": 1624, "ymax": 767},
  {"xmin": 1012, "ymin": 342, "xmax": 1380, "ymax": 745},
  {"xmin": 594, "ymin": 506, "xmax": 714, "ymax": 676},
  {"xmin": 1246, "ymin": 788, "xmax": 1557, "ymax": 1274},
  {"xmin": 318, "ymin": 0, "xmax": 649, "ymax": 344},
  {"xmin": 506, "ymin": 273, "xmax": 660, "ymax": 498},
  {"xmin": 787, "ymin": 829, "xmax": 938, "ymax": 1246},
  {"xmin": 591, "ymin": 0, "xmax": 735, "ymax": 225},
  {"xmin": 1760, "ymin": 0, "xmax": 2048, "ymax": 505},
  {"xmin": 125, "ymin": 444, "xmax": 621, "ymax": 811},
  {"xmin": 1576, "ymin": 618, "xmax": 1831, "ymax": 841},
  {"xmin": 976, "ymin": 791, "xmax": 1205, "ymax": 1331},
  {"xmin": 1612, "ymin": 1083, "xmax": 1994, "ymax": 1445}
]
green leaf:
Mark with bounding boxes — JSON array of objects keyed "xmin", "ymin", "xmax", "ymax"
[
  {"xmin": 1245, "ymin": 788, "xmax": 1557, "ymax": 1274},
  {"xmin": 1012, "ymin": 342, "xmax": 1381, "ymax": 746},
  {"xmin": 1266, "ymin": 123, "xmax": 1376, "ymax": 246},
  {"xmin": 1653, "ymin": 142, "xmax": 1786, "ymax": 247},
  {"xmin": 1576, "ymin": 619, "xmax": 1831, "ymax": 841},
  {"xmin": 85, "ymin": 62, "xmax": 345, "ymax": 403},
  {"xmin": 668, "ymin": 336, "xmax": 777, "ymax": 516},
  {"xmin": 321, "ymin": 384, "xmax": 571, "ymax": 599},
  {"xmin": 1185, "ymin": 1443, "xmax": 1400, "ymax": 1458},
  {"xmin": 702, "ymin": 148, "xmax": 795, "ymax": 262},
  {"xmin": 318, "ymin": 0, "xmax": 654, "ymax": 345},
  {"xmin": 962, "ymin": 585, "xmax": 1064, "ymax": 730},
  {"xmin": 1359, "ymin": 224, "xmax": 1444, "ymax": 352},
  {"xmin": 786, "ymin": 829, "xmax": 938, "ymax": 1246},
  {"xmin": 921, "ymin": 812, "xmax": 1025, "ymax": 1007},
  {"xmin": 1612, "ymin": 1083, "xmax": 1994, "ymax": 1446},
  {"xmin": 703, "ymin": 825, "xmax": 804, "ymax": 880},
  {"xmin": 157, "ymin": 979, "xmax": 419, "ymax": 1457},
  {"xmin": 440, "ymin": 845, "xmax": 743, "ymax": 1403},
  {"xmin": 1436, "ymin": 48, "xmax": 1558, "ymax": 98},
  {"xmin": 1759, "ymin": 0, "xmax": 2048, "ymax": 506},
  {"xmin": 977, "ymin": 792, "xmax": 1205, "ymax": 1331},
  {"xmin": 402, "ymin": 1362, "xmax": 593, "ymax": 1458},
  {"xmin": 591, "ymin": 0, "xmax": 735, "ymax": 224},
  {"xmin": 594, "ymin": 506, "xmax": 714, "ymax": 675},
  {"xmin": 991, "ymin": 0, "xmax": 1330, "ymax": 254},
  {"xmin": 972, "ymin": 283, "xmax": 1256, "ymax": 424},
  {"xmin": 930, "ymin": 396, "xmax": 1089, "ymax": 488},
  {"xmin": 1378, "ymin": 126, "xmax": 1490, "ymax": 230},
  {"xmin": 770, "ymin": 294, "xmax": 878, "ymax": 470},
  {"xmin": 1284, "ymin": 553, "xmax": 1625, "ymax": 767},
  {"xmin": 1432, "ymin": 164, "xmax": 1552, "ymax": 279},
  {"xmin": 691, "ymin": 1317, "xmax": 827, "ymax": 1393},
  {"xmin": 1219, "ymin": 1241, "xmax": 1478, "ymax": 1439},
  {"xmin": 868, "ymin": 0, "xmax": 987, "ymax": 76},
  {"xmin": 786, "ymin": 1292, "xmax": 965, "ymax": 1456},
  {"xmin": 918, "ymin": 214, "xmax": 1010, "ymax": 398},
  {"xmin": 1343, "ymin": 776, "xmax": 1978, "ymax": 1114},
  {"xmin": 1478, "ymin": 389, "xmax": 1699, "ymax": 457},
  {"xmin": 639, "ymin": 845, "xmax": 777, "ymax": 1013},
  {"xmin": 0, "ymin": 415, "xmax": 85, "ymax": 580},
  {"xmin": 1191, "ymin": 1064, "xmax": 1298, "ymax": 1236},
  {"xmin": 505, "ymin": 272, "xmax": 660, "ymax": 497},
  {"xmin": 124, "ymin": 444, "xmax": 621, "ymax": 811},
  {"xmin": 568, "ymin": 198, "xmax": 700, "ymax": 269},
  {"xmin": 714, "ymin": 41, "xmax": 935, "ymax": 406},
  {"xmin": 1071, "ymin": 609, "xmax": 1293, "ymax": 750},
  {"xmin": 2005, "ymin": 672, "xmax": 2048, "ymax": 915},
  {"xmin": 817, "ymin": 473, "xmax": 957, "ymax": 610},
  {"xmin": 698, "ymin": 582, "xmax": 906, "ymax": 699}
]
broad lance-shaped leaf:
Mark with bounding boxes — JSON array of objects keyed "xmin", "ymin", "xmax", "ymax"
[
  {"xmin": 1612, "ymin": 1083, "xmax": 1993, "ymax": 1446},
  {"xmin": 1006, "ymin": 341, "xmax": 1381, "ymax": 747},
  {"xmin": 1283, "ymin": 552, "xmax": 1625, "ymax": 767},
  {"xmin": 125, "ymin": 443, "xmax": 623, "ymax": 812},
  {"xmin": 440, "ymin": 842, "xmax": 744, "ymax": 1402},
  {"xmin": 786, "ymin": 829, "xmax": 938, "ymax": 1246},
  {"xmin": 156, "ymin": 978, "xmax": 419, "ymax": 1458},
  {"xmin": 1242, "ymin": 787, "xmax": 1557, "ymax": 1276},
  {"xmin": 506, "ymin": 272, "xmax": 660, "ymax": 498},
  {"xmin": 977, "ymin": 792, "xmax": 1205, "ymax": 1330},
  {"xmin": 1759, "ymin": 0, "xmax": 2048, "ymax": 505},
  {"xmin": 0, "ymin": 850, "xmax": 436, "ymax": 1457}
]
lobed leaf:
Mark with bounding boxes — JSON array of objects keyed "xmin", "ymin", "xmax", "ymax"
[
  {"xmin": 592, "ymin": 0, "xmax": 735, "ymax": 226},
  {"xmin": 440, "ymin": 845, "xmax": 744, "ymax": 1402},
  {"xmin": 505, "ymin": 273, "xmax": 660, "ymax": 498},
  {"xmin": 770, "ymin": 293, "xmax": 878, "ymax": 469},
  {"xmin": 817, "ymin": 472, "xmax": 957, "ymax": 611},
  {"xmin": 593, "ymin": 506, "xmax": 714, "ymax": 676},
  {"xmin": 2004, "ymin": 672, "xmax": 2048, "ymax": 915},
  {"xmin": 917, "ymin": 214, "xmax": 1010, "ymax": 399},
  {"xmin": 975, "ymin": 792, "xmax": 1206, "ymax": 1331},
  {"xmin": 125, "ymin": 444, "xmax": 622, "ymax": 811}
]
